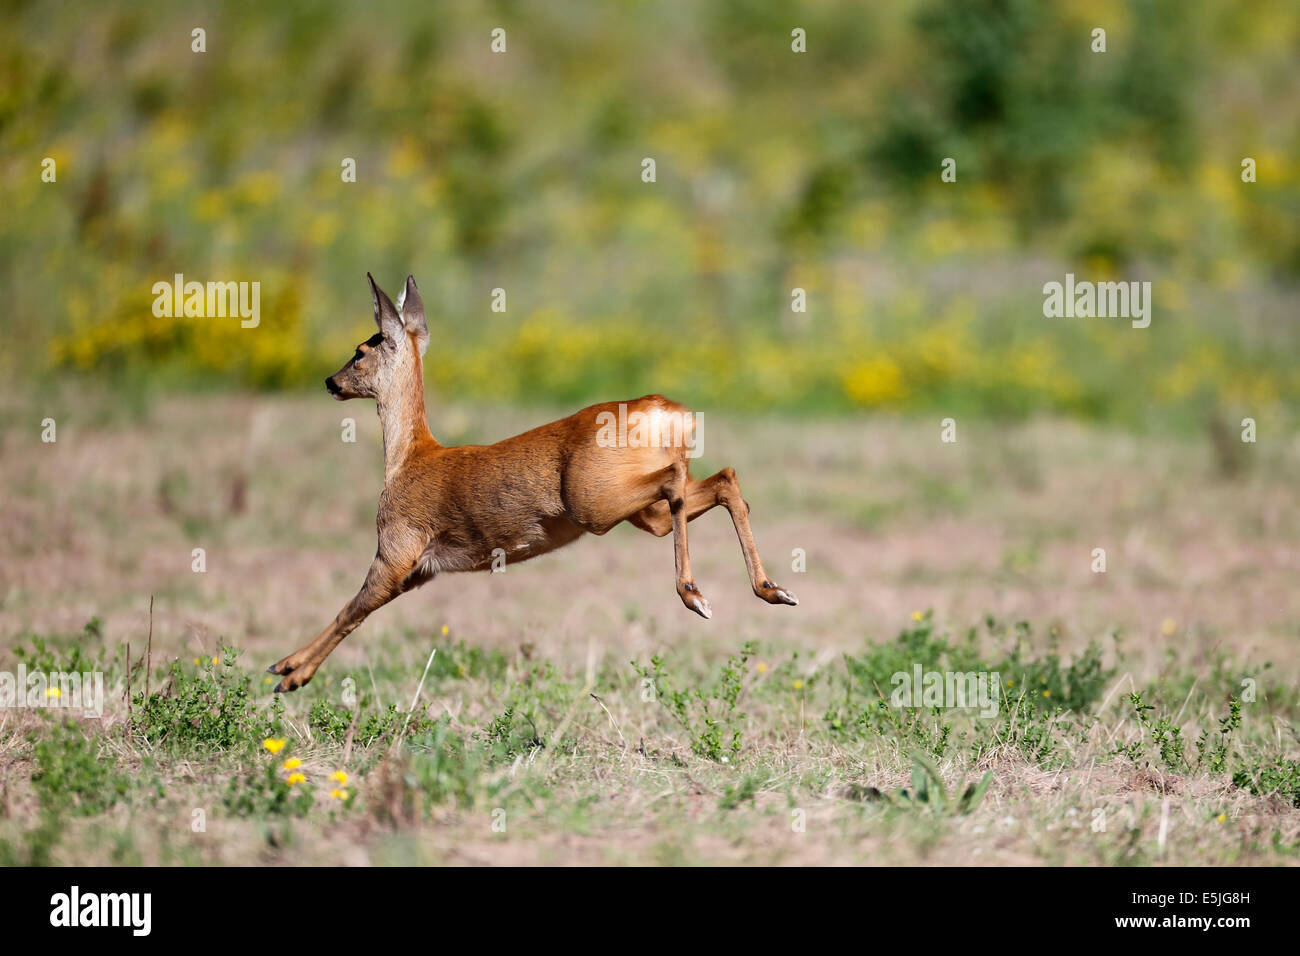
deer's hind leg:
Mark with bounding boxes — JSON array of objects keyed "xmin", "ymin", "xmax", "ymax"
[
  {"xmin": 630, "ymin": 467, "xmax": 797, "ymax": 608},
  {"xmin": 659, "ymin": 458, "xmax": 712, "ymax": 619}
]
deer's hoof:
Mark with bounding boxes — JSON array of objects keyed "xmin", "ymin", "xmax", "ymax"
[
  {"xmin": 679, "ymin": 582, "xmax": 712, "ymax": 619},
  {"xmin": 756, "ymin": 581, "xmax": 799, "ymax": 606},
  {"xmin": 273, "ymin": 667, "xmax": 315, "ymax": 693}
]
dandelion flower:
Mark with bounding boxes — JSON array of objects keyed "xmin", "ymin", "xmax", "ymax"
[
  {"xmin": 756, "ymin": 661, "xmax": 769, "ymax": 674},
  {"xmin": 331, "ymin": 770, "xmax": 348, "ymax": 785},
  {"xmin": 330, "ymin": 788, "xmax": 350, "ymax": 800},
  {"xmin": 212, "ymin": 656, "xmax": 220, "ymax": 665},
  {"xmin": 792, "ymin": 679, "xmax": 804, "ymax": 691},
  {"xmin": 193, "ymin": 657, "xmax": 201, "ymax": 665},
  {"xmin": 1161, "ymin": 618, "xmax": 1176, "ymax": 636},
  {"xmin": 285, "ymin": 772, "xmax": 306, "ymax": 786},
  {"xmin": 282, "ymin": 758, "xmax": 302, "ymax": 771},
  {"xmin": 911, "ymin": 610, "xmax": 924, "ymax": 622},
  {"xmin": 1216, "ymin": 813, "xmax": 1226, "ymax": 823},
  {"xmin": 263, "ymin": 738, "xmax": 286, "ymax": 754},
  {"xmin": 442, "ymin": 625, "xmax": 450, "ymax": 636},
  {"xmin": 1042, "ymin": 690, "xmax": 1051, "ymax": 698},
  {"xmin": 46, "ymin": 687, "xmax": 61, "ymax": 699}
]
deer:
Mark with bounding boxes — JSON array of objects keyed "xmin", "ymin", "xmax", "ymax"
[{"xmin": 267, "ymin": 274, "xmax": 798, "ymax": 692}]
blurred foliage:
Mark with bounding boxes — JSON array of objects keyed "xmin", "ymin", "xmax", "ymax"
[{"xmin": 2, "ymin": 0, "xmax": 1298, "ymax": 423}]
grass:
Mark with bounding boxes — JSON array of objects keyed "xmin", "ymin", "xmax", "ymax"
[
  {"xmin": 1, "ymin": 609, "xmax": 1297, "ymax": 866},
  {"xmin": 2, "ymin": 391, "xmax": 1298, "ymax": 864}
]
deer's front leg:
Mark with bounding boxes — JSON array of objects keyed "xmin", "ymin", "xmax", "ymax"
[{"xmin": 268, "ymin": 555, "xmax": 409, "ymax": 692}]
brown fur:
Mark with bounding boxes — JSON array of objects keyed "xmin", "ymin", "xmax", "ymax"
[{"xmin": 269, "ymin": 274, "xmax": 797, "ymax": 691}]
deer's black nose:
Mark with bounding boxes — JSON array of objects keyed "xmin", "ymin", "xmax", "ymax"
[{"xmin": 325, "ymin": 376, "xmax": 342, "ymax": 396}]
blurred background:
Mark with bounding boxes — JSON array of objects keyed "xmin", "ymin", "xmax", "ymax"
[{"xmin": 3, "ymin": 0, "xmax": 1298, "ymax": 428}]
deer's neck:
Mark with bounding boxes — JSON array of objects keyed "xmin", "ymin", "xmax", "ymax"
[{"xmin": 376, "ymin": 362, "xmax": 438, "ymax": 481}]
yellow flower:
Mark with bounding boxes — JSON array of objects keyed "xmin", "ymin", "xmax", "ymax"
[
  {"xmin": 1161, "ymin": 618, "xmax": 1177, "ymax": 636},
  {"xmin": 441, "ymin": 625, "xmax": 450, "ymax": 636},
  {"xmin": 263, "ymin": 738, "xmax": 286, "ymax": 754},
  {"xmin": 330, "ymin": 788, "xmax": 350, "ymax": 800},
  {"xmin": 285, "ymin": 772, "xmax": 306, "ymax": 786},
  {"xmin": 792, "ymin": 680, "xmax": 804, "ymax": 691},
  {"xmin": 282, "ymin": 758, "xmax": 302, "ymax": 771},
  {"xmin": 212, "ymin": 656, "xmax": 220, "ymax": 665},
  {"xmin": 1042, "ymin": 690, "xmax": 1051, "ymax": 698},
  {"xmin": 46, "ymin": 686, "xmax": 61, "ymax": 699},
  {"xmin": 1216, "ymin": 813, "xmax": 1226, "ymax": 823},
  {"xmin": 1006, "ymin": 681, "xmax": 1014, "ymax": 687},
  {"xmin": 911, "ymin": 610, "xmax": 924, "ymax": 622},
  {"xmin": 756, "ymin": 661, "xmax": 769, "ymax": 674},
  {"xmin": 331, "ymin": 770, "xmax": 349, "ymax": 785},
  {"xmin": 193, "ymin": 657, "xmax": 201, "ymax": 665},
  {"xmin": 264, "ymin": 676, "xmax": 273, "ymax": 684}
]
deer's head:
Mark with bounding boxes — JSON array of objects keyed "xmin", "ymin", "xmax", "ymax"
[{"xmin": 326, "ymin": 273, "xmax": 430, "ymax": 402}]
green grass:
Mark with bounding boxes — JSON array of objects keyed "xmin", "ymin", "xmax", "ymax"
[{"xmin": 2, "ymin": 612, "xmax": 1297, "ymax": 866}]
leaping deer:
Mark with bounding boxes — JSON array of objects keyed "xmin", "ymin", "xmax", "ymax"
[{"xmin": 268, "ymin": 274, "xmax": 798, "ymax": 691}]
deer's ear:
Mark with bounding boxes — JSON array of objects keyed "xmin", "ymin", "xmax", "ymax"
[
  {"xmin": 367, "ymin": 273, "xmax": 405, "ymax": 340},
  {"xmin": 398, "ymin": 275, "xmax": 429, "ymax": 357}
]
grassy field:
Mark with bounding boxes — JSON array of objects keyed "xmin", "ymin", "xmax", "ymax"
[{"xmin": 2, "ymin": 388, "xmax": 1297, "ymax": 865}]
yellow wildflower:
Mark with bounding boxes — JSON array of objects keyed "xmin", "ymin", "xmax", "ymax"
[
  {"xmin": 282, "ymin": 758, "xmax": 302, "ymax": 771},
  {"xmin": 263, "ymin": 738, "xmax": 286, "ymax": 754},
  {"xmin": 285, "ymin": 772, "xmax": 306, "ymax": 786}
]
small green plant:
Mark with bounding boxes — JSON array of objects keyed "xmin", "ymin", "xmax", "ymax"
[
  {"xmin": 885, "ymin": 752, "xmax": 994, "ymax": 815},
  {"xmin": 309, "ymin": 698, "xmax": 433, "ymax": 746},
  {"xmin": 1232, "ymin": 759, "xmax": 1300, "ymax": 808},
  {"xmin": 632, "ymin": 642, "xmax": 755, "ymax": 761},
  {"xmin": 131, "ymin": 649, "xmax": 276, "ymax": 751},
  {"xmin": 1196, "ymin": 696, "xmax": 1242, "ymax": 773},
  {"xmin": 478, "ymin": 706, "xmax": 544, "ymax": 761},
  {"xmin": 1119, "ymin": 694, "xmax": 1242, "ymax": 774},
  {"xmin": 30, "ymin": 718, "xmax": 131, "ymax": 817}
]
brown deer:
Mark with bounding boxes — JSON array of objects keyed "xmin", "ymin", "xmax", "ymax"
[{"xmin": 268, "ymin": 274, "xmax": 798, "ymax": 691}]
